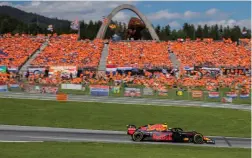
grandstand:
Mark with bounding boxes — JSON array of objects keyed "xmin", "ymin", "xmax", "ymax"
[
  {"xmin": 107, "ymin": 41, "xmax": 172, "ymax": 68},
  {"xmin": 31, "ymin": 34, "xmax": 104, "ymax": 68},
  {"xmin": 0, "ymin": 34, "xmax": 251, "ymax": 97},
  {"xmin": 170, "ymin": 40, "xmax": 251, "ymax": 68},
  {"xmin": 0, "ymin": 34, "xmax": 45, "ymax": 69}
]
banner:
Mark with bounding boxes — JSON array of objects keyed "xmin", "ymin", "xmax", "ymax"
[
  {"xmin": 192, "ymin": 90, "xmax": 203, "ymax": 98},
  {"xmin": 158, "ymin": 89, "xmax": 168, "ymax": 96},
  {"xmin": 90, "ymin": 85, "xmax": 109, "ymax": 96},
  {"xmin": 226, "ymin": 92, "xmax": 238, "ymax": 98},
  {"xmin": 184, "ymin": 66, "xmax": 194, "ymax": 70},
  {"xmin": 221, "ymin": 97, "xmax": 232, "ymax": 103},
  {"xmin": 7, "ymin": 67, "xmax": 18, "ymax": 72},
  {"xmin": 143, "ymin": 88, "xmax": 153, "ymax": 96},
  {"xmin": 61, "ymin": 84, "xmax": 82, "ymax": 90},
  {"xmin": 176, "ymin": 90, "xmax": 183, "ymax": 96},
  {"xmin": 106, "ymin": 68, "xmax": 117, "ymax": 72},
  {"xmin": 24, "ymin": 85, "xmax": 41, "ymax": 93},
  {"xmin": 49, "ymin": 66, "xmax": 77, "ymax": 78},
  {"xmin": 9, "ymin": 84, "xmax": 19, "ymax": 88},
  {"xmin": 124, "ymin": 88, "xmax": 141, "ymax": 97},
  {"xmin": 117, "ymin": 67, "xmax": 132, "ymax": 71},
  {"xmin": 240, "ymin": 93, "xmax": 249, "ymax": 98},
  {"xmin": 111, "ymin": 86, "xmax": 120, "ymax": 94},
  {"xmin": 0, "ymin": 66, "xmax": 7, "ymax": 73},
  {"xmin": 41, "ymin": 86, "xmax": 58, "ymax": 94},
  {"xmin": 208, "ymin": 92, "xmax": 220, "ymax": 98},
  {"xmin": 28, "ymin": 67, "xmax": 45, "ymax": 75},
  {"xmin": 24, "ymin": 85, "xmax": 58, "ymax": 94},
  {"xmin": 0, "ymin": 85, "xmax": 8, "ymax": 92},
  {"xmin": 201, "ymin": 67, "xmax": 220, "ymax": 71}
]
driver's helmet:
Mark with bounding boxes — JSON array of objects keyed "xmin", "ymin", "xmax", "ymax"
[{"xmin": 162, "ymin": 123, "xmax": 168, "ymax": 130}]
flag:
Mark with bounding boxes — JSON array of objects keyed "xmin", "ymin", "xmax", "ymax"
[
  {"xmin": 240, "ymin": 93, "xmax": 249, "ymax": 98},
  {"xmin": 226, "ymin": 92, "xmax": 237, "ymax": 98},
  {"xmin": 47, "ymin": 25, "xmax": 53, "ymax": 32},
  {"xmin": 221, "ymin": 97, "xmax": 232, "ymax": 103},
  {"xmin": 103, "ymin": 16, "xmax": 108, "ymax": 24},
  {"xmin": 242, "ymin": 28, "xmax": 247, "ymax": 35},
  {"xmin": 208, "ymin": 92, "xmax": 220, "ymax": 98},
  {"xmin": 162, "ymin": 69, "xmax": 167, "ymax": 74},
  {"xmin": 0, "ymin": 50, "xmax": 8, "ymax": 58},
  {"xmin": 70, "ymin": 19, "xmax": 79, "ymax": 30}
]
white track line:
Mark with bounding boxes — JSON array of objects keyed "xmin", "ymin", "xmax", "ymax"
[{"xmin": 0, "ymin": 140, "xmax": 43, "ymax": 142}]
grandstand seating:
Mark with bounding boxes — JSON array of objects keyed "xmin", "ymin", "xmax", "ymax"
[
  {"xmin": 0, "ymin": 34, "xmax": 250, "ymax": 93},
  {"xmin": 107, "ymin": 41, "xmax": 172, "ymax": 68},
  {"xmin": 170, "ymin": 40, "xmax": 251, "ymax": 68},
  {"xmin": 31, "ymin": 34, "xmax": 104, "ymax": 67},
  {"xmin": 0, "ymin": 34, "xmax": 44, "ymax": 68}
]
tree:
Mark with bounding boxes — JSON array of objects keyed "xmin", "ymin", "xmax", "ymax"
[
  {"xmin": 209, "ymin": 24, "xmax": 219, "ymax": 40},
  {"xmin": 177, "ymin": 29, "xmax": 186, "ymax": 39},
  {"xmin": 223, "ymin": 26, "xmax": 231, "ymax": 39},
  {"xmin": 155, "ymin": 25, "xmax": 161, "ymax": 35},
  {"xmin": 182, "ymin": 23, "xmax": 189, "ymax": 38},
  {"xmin": 170, "ymin": 29, "xmax": 177, "ymax": 40},
  {"xmin": 195, "ymin": 25, "xmax": 203, "ymax": 39},
  {"xmin": 230, "ymin": 26, "xmax": 241, "ymax": 41},
  {"xmin": 164, "ymin": 25, "xmax": 171, "ymax": 40},
  {"xmin": 203, "ymin": 24, "xmax": 209, "ymax": 38}
]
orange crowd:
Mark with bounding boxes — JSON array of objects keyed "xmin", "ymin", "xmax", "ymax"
[
  {"xmin": 107, "ymin": 41, "xmax": 172, "ymax": 68},
  {"xmin": 0, "ymin": 34, "xmax": 250, "ymax": 94},
  {"xmin": 31, "ymin": 34, "xmax": 104, "ymax": 67},
  {"xmin": 170, "ymin": 40, "xmax": 251, "ymax": 68},
  {"xmin": 0, "ymin": 34, "xmax": 45, "ymax": 68}
]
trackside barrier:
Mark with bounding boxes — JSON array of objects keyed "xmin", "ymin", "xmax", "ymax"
[{"xmin": 16, "ymin": 83, "xmax": 251, "ymax": 104}]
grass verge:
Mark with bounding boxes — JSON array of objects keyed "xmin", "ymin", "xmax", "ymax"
[
  {"xmin": 0, "ymin": 142, "xmax": 250, "ymax": 158},
  {"xmin": 0, "ymin": 98, "xmax": 250, "ymax": 137}
]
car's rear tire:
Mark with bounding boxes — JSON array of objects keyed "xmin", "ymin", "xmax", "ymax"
[
  {"xmin": 132, "ymin": 132, "xmax": 144, "ymax": 141},
  {"xmin": 193, "ymin": 134, "xmax": 204, "ymax": 144}
]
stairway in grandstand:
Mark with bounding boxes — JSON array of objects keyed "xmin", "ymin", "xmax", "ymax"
[
  {"xmin": 98, "ymin": 43, "xmax": 109, "ymax": 71},
  {"xmin": 169, "ymin": 52, "xmax": 180, "ymax": 69},
  {"xmin": 19, "ymin": 39, "xmax": 49, "ymax": 73}
]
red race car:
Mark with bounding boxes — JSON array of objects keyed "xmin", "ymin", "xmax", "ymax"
[{"xmin": 127, "ymin": 123, "xmax": 215, "ymax": 144}]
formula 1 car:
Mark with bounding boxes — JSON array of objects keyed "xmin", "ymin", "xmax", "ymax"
[{"xmin": 127, "ymin": 124, "xmax": 215, "ymax": 144}]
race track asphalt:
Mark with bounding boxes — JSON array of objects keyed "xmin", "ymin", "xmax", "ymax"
[
  {"xmin": 0, "ymin": 125, "xmax": 251, "ymax": 149},
  {"xmin": 0, "ymin": 92, "xmax": 250, "ymax": 111}
]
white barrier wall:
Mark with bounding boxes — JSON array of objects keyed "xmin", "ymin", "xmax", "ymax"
[{"xmin": 61, "ymin": 84, "xmax": 82, "ymax": 90}]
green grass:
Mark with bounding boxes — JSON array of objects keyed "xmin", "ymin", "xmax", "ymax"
[
  {"xmin": 0, "ymin": 142, "xmax": 250, "ymax": 158},
  {"xmin": 0, "ymin": 98, "xmax": 250, "ymax": 137}
]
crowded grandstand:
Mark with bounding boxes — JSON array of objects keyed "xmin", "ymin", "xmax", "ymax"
[{"xmin": 0, "ymin": 32, "xmax": 251, "ymax": 103}]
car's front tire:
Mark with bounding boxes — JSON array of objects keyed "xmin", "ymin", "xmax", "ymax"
[
  {"xmin": 132, "ymin": 132, "xmax": 144, "ymax": 141},
  {"xmin": 193, "ymin": 134, "xmax": 204, "ymax": 144}
]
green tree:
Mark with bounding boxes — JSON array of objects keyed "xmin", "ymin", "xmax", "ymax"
[
  {"xmin": 195, "ymin": 25, "xmax": 203, "ymax": 39},
  {"xmin": 203, "ymin": 24, "xmax": 209, "ymax": 38}
]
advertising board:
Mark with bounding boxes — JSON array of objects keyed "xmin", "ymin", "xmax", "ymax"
[
  {"xmin": 61, "ymin": 84, "xmax": 82, "ymax": 90},
  {"xmin": 124, "ymin": 88, "xmax": 141, "ymax": 97},
  {"xmin": 90, "ymin": 85, "xmax": 109, "ymax": 96}
]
